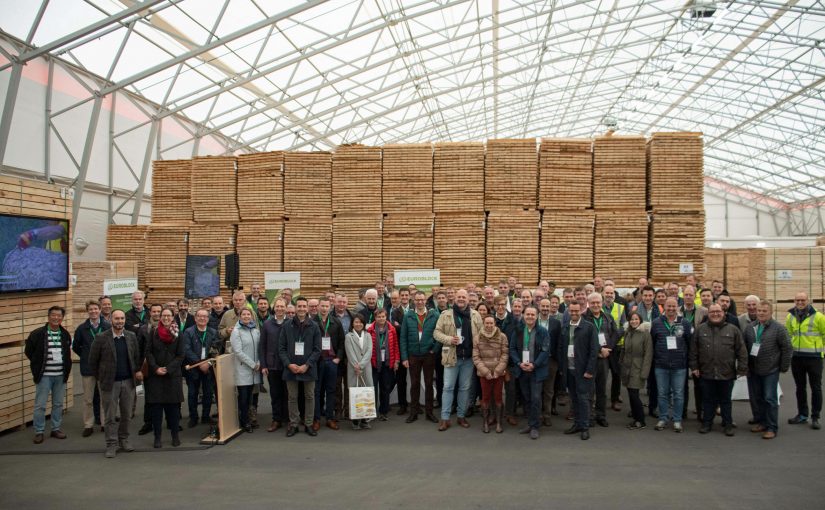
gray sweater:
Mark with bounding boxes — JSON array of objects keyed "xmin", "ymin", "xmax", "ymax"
[{"xmin": 742, "ymin": 319, "xmax": 792, "ymax": 376}]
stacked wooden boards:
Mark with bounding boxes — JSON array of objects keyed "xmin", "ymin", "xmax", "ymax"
[
  {"xmin": 191, "ymin": 156, "xmax": 239, "ymax": 223},
  {"xmin": 144, "ymin": 225, "xmax": 188, "ymax": 290},
  {"xmin": 721, "ymin": 249, "xmax": 767, "ymax": 304},
  {"xmin": 283, "ymin": 217, "xmax": 331, "ymax": 289},
  {"xmin": 332, "ymin": 145, "xmax": 382, "ymax": 214},
  {"xmin": 150, "ymin": 159, "xmax": 192, "ymax": 224},
  {"xmin": 237, "ymin": 151, "xmax": 284, "ymax": 219},
  {"xmin": 0, "ymin": 344, "xmax": 24, "ymax": 432},
  {"xmin": 538, "ymin": 138, "xmax": 592, "ymax": 210},
  {"xmin": 434, "ymin": 213, "xmax": 486, "ymax": 286},
  {"xmin": 647, "ymin": 132, "xmax": 703, "ymax": 210},
  {"xmin": 332, "ymin": 214, "xmax": 383, "ymax": 286},
  {"xmin": 486, "ymin": 210, "xmax": 540, "ymax": 283},
  {"xmin": 433, "ymin": 142, "xmax": 484, "ymax": 213},
  {"xmin": 71, "ymin": 261, "xmax": 138, "ymax": 316},
  {"xmin": 484, "ymin": 138, "xmax": 537, "ymax": 210},
  {"xmin": 382, "ymin": 144, "xmax": 433, "ymax": 211},
  {"xmin": 593, "ymin": 136, "xmax": 646, "ymax": 208},
  {"xmin": 649, "ymin": 211, "xmax": 706, "ymax": 283},
  {"xmin": 106, "ymin": 225, "xmax": 148, "ymax": 286},
  {"xmin": 382, "ymin": 214, "xmax": 434, "ymax": 273},
  {"xmin": 236, "ymin": 222, "xmax": 283, "ymax": 289},
  {"xmin": 284, "ymin": 152, "xmax": 331, "ymax": 216},
  {"xmin": 764, "ymin": 248, "xmax": 824, "ymax": 302},
  {"xmin": 703, "ymin": 248, "xmax": 725, "ymax": 286},
  {"xmin": 541, "ymin": 210, "xmax": 595, "ymax": 285},
  {"xmin": 594, "ymin": 211, "xmax": 648, "ymax": 286}
]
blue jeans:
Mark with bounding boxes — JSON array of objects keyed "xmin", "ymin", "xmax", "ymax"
[
  {"xmin": 655, "ymin": 368, "xmax": 687, "ymax": 423},
  {"xmin": 567, "ymin": 369, "xmax": 593, "ymax": 430},
  {"xmin": 518, "ymin": 373, "xmax": 543, "ymax": 429},
  {"xmin": 752, "ymin": 371, "xmax": 780, "ymax": 433},
  {"xmin": 33, "ymin": 375, "xmax": 65, "ymax": 433},
  {"xmin": 314, "ymin": 358, "xmax": 338, "ymax": 420},
  {"xmin": 441, "ymin": 358, "xmax": 474, "ymax": 420}
]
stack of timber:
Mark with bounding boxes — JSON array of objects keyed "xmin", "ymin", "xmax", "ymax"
[
  {"xmin": 649, "ymin": 211, "xmax": 706, "ymax": 283},
  {"xmin": 144, "ymin": 225, "xmax": 188, "ymax": 290},
  {"xmin": 283, "ymin": 217, "xmax": 331, "ymax": 289},
  {"xmin": 382, "ymin": 214, "xmax": 434, "ymax": 274},
  {"xmin": 332, "ymin": 145, "xmax": 382, "ymax": 214},
  {"xmin": 703, "ymin": 248, "xmax": 725, "ymax": 285},
  {"xmin": 484, "ymin": 138, "xmax": 537, "ymax": 210},
  {"xmin": 433, "ymin": 142, "xmax": 485, "ymax": 213},
  {"xmin": 382, "ymin": 144, "xmax": 433, "ymax": 211},
  {"xmin": 486, "ymin": 210, "xmax": 540, "ymax": 284},
  {"xmin": 284, "ymin": 152, "xmax": 331, "ymax": 216},
  {"xmin": 0, "ymin": 344, "xmax": 24, "ymax": 432},
  {"xmin": 236, "ymin": 152, "xmax": 284, "ymax": 219},
  {"xmin": 538, "ymin": 138, "xmax": 593, "ymax": 210},
  {"xmin": 434, "ymin": 213, "xmax": 486, "ymax": 286},
  {"xmin": 106, "ymin": 225, "xmax": 148, "ymax": 288},
  {"xmin": 191, "ymin": 156, "xmax": 239, "ymax": 223},
  {"xmin": 593, "ymin": 135, "xmax": 646, "ymax": 208},
  {"xmin": 764, "ymin": 247, "xmax": 824, "ymax": 302},
  {"xmin": 150, "ymin": 159, "xmax": 193, "ymax": 224},
  {"xmin": 540, "ymin": 210, "xmax": 595, "ymax": 285},
  {"xmin": 646, "ymin": 132, "xmax": 703, "ymax": 210},
  {"xmin": 236, "ymin": 222, "xmax": 283, "ymax": 289},
  {"xmin": 594, "ymin": 211, "xmax": 648, "ymax": 286},
  {"xmin": 332, "ymin": 214, "xmax": 383, "ymax": 286},
  {"xmin": 71, "ymin": 261, "xmax": 138, "ymax": 315},
  {"xmin": 723, "ymin": 249, "xmax": 767, "ymax": 303}
]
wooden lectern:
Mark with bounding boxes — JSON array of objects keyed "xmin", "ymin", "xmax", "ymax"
[{"xmin": 204, "ymin": 353, "xmax": 241, "ymax": 445}]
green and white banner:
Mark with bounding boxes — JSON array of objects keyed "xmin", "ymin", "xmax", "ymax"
[
  {"xmin": 103, "ymin": 278, "xmax": 138, "ymax": 312},
  {"xmin": 394, "ymin": 269, "xmax": 440, "ymax": 294},
  {"xmin": 264, "ymin": 271, "xmax": 301, "ymax": 302}
]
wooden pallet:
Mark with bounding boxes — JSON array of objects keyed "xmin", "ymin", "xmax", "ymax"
[
  {"xmin": 283, "ymin": 216, "xmax": 332, "ymax": 288},
  {"xmin": 106, "ymin": 225, "xmax": 148, "ymax": 288},
  {"xmin": 144, "ymin": 225, "xmax": 189, "ymax": 290},
  {"xmin": 150, "ymin": 159, "xmax": 193, "ymax": 224},
  {"xmin": 593, "ymin": 136, "xmax": 646, "ymax": 209},
  {"xmin": 484, "ymin": 138, "xmax": 537, "ymax": 211},
  {"xmin": 332, "ymin": 145, "xmax": 382, "ymax": 214},
  {"xmin": 538, "ymin": 138, "xmax": 592, "ymax": 210},
  {"xmin": 541, "ymin": 210, "xmax": 595, "ymax": 285},
  {"xmin": 332, "ymin": 214, "xmax": 383, "ymax": 286},
  {"xmin": 237, "ymin": 151, "xmax": 284, "ymax": 219},
  {"xmin": 382, "ymin": 143, "xmax": 433, "ymax": 212},
  {"xmin": 433, "ymin": 142, "xmax": 485, "ymax": 213},
  {"xmin": 382, "ymin": 213, "xmax": 434, "ymax": 274},
  {"xmin": 486, "ymin": 210, "xmax": 540, "ymax": 284},
  {"xmin": 433, "ymin": 212, "xmax": 486, "ymax": 286},
  {"xmin": 236, "ymin": 221, "xmax": 283, "ymax": 289},
  {"xmin": 284, "ymin": 152, "xmax": 331, "ymax": 216},
  {"xmin": 647, "ymin": 132, "xmax": 703, "ymax": 211},
  {"xmin": 594, "ymin": 210, "xmax": 648, "ymax": 287},
  {"xmin": 649, "ymin": 211, "xmax": 706, "ymax": 283},
  {"xmin": 191, "ymin": 156, "xmax": 240, "ymax": 223}
]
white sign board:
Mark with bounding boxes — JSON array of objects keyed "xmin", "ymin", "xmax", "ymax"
[
  {"xmin": 103, "ymin": 278, "xmax": 139, "ymax": 312},
  {"xmin": 776, "ymin": 270, "xmax": 793, "ymax": 280},
  {"xmin": 679, "ymin": 263, "xmax": 694, "ymax": 275},
  {"xmin": 394, "ymin": 269, "xmax": 440, "ymax": 291},
  {"xmin": 265, "ymin": 271, "xmax": 301, "ymax": 290}
]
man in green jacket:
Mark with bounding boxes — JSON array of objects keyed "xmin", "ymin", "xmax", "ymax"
[{"xmin": 400, "ymin": 291, "xmax": 440, "ymax": 424}]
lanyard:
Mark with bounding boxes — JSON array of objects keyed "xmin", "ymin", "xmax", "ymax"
[
  {"xmin": 523, "ymin": 326, "xmax": 531, "ymax": 350},
  {"xmin": 319, "ymin": 314, "xmax": 330, "ymax": 335},
  {"xmin": 664, "ymin": 319, "xmax": 675, "ymax": 335},
  {"xmin": 379, "ymin": 330, "xmax": 387, "ymax": 349},
  {"xmin": 756, "ymin": 324, "xmax": 765, "ymax": 344},
  {"xmin": 139, "ymin": 309, "xmax": 145, "ymax": 321},
  {"xmin": 684, "ymin": 309, "xmax": 694, "ymax": 323},
  {"xmin": 593, "ymin": 315, "xmax": 603, "ymax": 332},
  {"xmin": 89, "ymin": 324, "xmax": 101, "ymax": 337},
  {"xmin": 455, "ymin": 314, "xmax": 463, "ymax": 331},
  {"xmin": 199, "ymin": 329, "xmax": 208, "ymax": 347}
]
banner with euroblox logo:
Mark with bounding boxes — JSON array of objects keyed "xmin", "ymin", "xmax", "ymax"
[{"xmin": 103, "ymin": 278, "xmax": 138, "ymax": 312}]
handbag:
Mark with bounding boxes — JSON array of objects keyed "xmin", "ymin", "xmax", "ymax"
[{"xmin": 349, "ymin": 374, "xmax": 377, "ymax": 420}]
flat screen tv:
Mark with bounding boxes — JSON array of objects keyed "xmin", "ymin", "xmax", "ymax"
[{"xmin": 0, "ymin": 213, "xmax": 70, "ymax": 294}]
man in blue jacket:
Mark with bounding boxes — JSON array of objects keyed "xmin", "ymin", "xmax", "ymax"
[
  {"xmin": 182, "ymin": 308, "xmax": 221, "ymax": 428},
  {"xmin": 278, "ymin": 297, "xmax": 322, "ymax": 437},
  {"xmin": 650, "ymin": 297, "xmax": 693, "ymax": 433},
  {"xmin": 559, "ymin": 302, "xmax": 599, "ymax": 440},
  {"xmin": 73, "ymin": 300, "xmax": 111, "ymax": 437},
  {"xmin": 510, "ymin": 306, "xmax": 556, "ymax": 439}
]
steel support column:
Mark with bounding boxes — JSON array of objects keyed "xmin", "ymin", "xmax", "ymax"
[
  {"xmin": 131, "ymin": 118, "xmax": 159, "ymax": 223},
  {"xmin": 72, "ymin": 95, "xmax": 105, "ymax": 233}
]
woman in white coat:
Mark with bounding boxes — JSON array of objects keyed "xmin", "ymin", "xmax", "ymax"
[
  {"xmin": 345, "ymin": 314, "xmax": 373, "ymax": 430},
  {"xmin": 230, "ymin": 308, "xmax": 260, "ymax": 433}
]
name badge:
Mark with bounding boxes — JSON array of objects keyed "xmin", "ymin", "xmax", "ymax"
[
  {"xmin": 567, "ymin": 344, "xmax": 575, "ymax": 358},
  {"xmin": 49, "ymin": 347, "xmax": 63, "ymax": 364},
  {"xmin": 418, "ymin": 331, "xmax": 423, "ymax": 341},
  {"xmin": 457, "ymin": 333, "xmax": 463, "ymax": 343},
  {"xmin": 201, "ymin": 347, "xmax": 206, "ymax": 359},
  {"xmin": 666, "ymin": 336, "xmax": 677, "ymax": 350},
  {"xmin": 381, "ymin": 349, "xmax": 387, "ymax": 363},
  {"xmin": 294, "ymin": 341, "xmax": 305, "ymax": 356},
  {"xmin": 322, "ymin": 336, "xmax": 331, "ymax": 350},
  {"xmin": 522, "ymin": 350, "xmax": 530, "ymax": 364},
  {"xmin": 598, "ymin": 333, "xmax": 606, "ymax": 347},
  {"xmin": 750, "ymin": 344, "xmax": 760, "ymax": 356},
  {"xmin": 135, "ymin": 384, "xmax": 145, "ymax": 396}
]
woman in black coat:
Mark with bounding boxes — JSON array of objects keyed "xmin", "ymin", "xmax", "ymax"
[{"xmin": 145, "ymin": 307, "xmax": 185, "ymax": 448}]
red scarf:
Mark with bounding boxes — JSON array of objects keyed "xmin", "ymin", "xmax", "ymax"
[{"xmin": 157, "ymin": 322, "xmax": 175, "ymax": 344}]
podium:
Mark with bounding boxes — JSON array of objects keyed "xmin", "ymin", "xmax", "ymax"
[{"xmin": 205, "ymin": 353, "xmax": 242, "ymax": 445}]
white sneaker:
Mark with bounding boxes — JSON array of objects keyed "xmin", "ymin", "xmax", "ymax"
[
  {"xmin": 655, "ymin": 420, "xmax": 666, "ymax": 431},
  {"xmin": 674, "ymin": 422, "xmax": 683, "ymax": 433}
]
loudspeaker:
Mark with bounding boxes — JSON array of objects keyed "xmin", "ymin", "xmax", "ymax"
[{"xmin": 224, "ymin": 253, "xmax": 239, "ymax": 289}]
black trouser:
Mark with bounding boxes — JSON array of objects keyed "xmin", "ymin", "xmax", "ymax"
[
  {"xmin": 609, "ymin": 348, "xmax": 622, "ymax": 404},
  {"xmin": 593, "ymin": 358, "xmax": 609, "ymax": 419},
  {"xmin": 93, "ymin": 385, "xmax": 101, "ymax": 424},
  {"xmin": 373, "ymin": 366, "xmax": 396, "ymax": 416},
  {"xmin": 150, "ymin": 403, "xmax": 180, "ymax": 438},
  {"xmin": 395, "ymin": 363, "xmax": 408, "ymax": 408},
  {"xmin": 267, "ymin": 370, "xmax": 288, "ymax": 423},
  {"xmin": 627, "ymin": 387, "xmax": 644, "ymax": 424},
  {"xmin": 567, "ymin": 369, "xmax": 593, "ymax": 431},
  {"xmin": 434, "ymin": 355, "xmax": 444, "ymax": 406},
  {"xmin": 691, "ymin": 373, "xmax": 703, "ymax": 419},
  {"xmin": 701, "ymin": 378, "xmax": 734, "ymax": 427},
  {"xmin": 237, "ymin": 385, "xmax": 253, "ymax": 427},
  {"xmin": 647, "ymin": 371, "xmax": 658, "ymax": 414},
  {"xmin": 187, "ymin": 371, "xmax": 214, "ymax": 421},
  {"xmin": 792, "ymin": 356, "xmax": 823, "ymax": 420}
]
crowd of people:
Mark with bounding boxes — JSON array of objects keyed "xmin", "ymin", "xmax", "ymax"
[{"xmin": 24, "ymin": 274, "xmax": 825, "ymax": 457}]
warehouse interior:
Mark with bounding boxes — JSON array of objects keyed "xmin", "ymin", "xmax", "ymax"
[{"xmin": 0, "ymin": 1, "xmax": 823, "ymax": 508}]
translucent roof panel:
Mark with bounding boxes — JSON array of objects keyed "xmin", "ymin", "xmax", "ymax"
[{"xmin": 1, "ymin": 0, "xmax": 823, "ymax": 203}]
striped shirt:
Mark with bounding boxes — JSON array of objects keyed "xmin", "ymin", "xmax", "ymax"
[{"xmin": 43, "ymin": 328, "xmax": 64, "ymax": 377}]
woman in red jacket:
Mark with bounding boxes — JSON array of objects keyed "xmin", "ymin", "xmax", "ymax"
[{"xmin": 367, "ymin": 308, "xmax": 400, "ymax": 421}]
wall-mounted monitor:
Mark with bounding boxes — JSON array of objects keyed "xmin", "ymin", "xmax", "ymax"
[{"xmin": 0, "ymin": 213, "xmax": 69, "ymax": 294}]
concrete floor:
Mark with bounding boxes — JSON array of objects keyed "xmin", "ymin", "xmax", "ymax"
[{"xmin": 0, "ymin": 371, "xmax": 821, "ymax": 509}]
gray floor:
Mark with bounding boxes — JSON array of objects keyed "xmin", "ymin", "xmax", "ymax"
[{"xmin": 0, "ymin": 371, "xmax": 821, "ymax": 509}]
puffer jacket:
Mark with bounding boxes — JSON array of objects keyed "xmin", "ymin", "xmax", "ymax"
[
  {"xmin": 620, "ymin": 326, "xmax": 653, "ymax": 389},
  {"xmin": 742, "ymin": 319, "xmax": 792, "ymax": 376},
  {"xmin": 690, "ymin": 320, "xmax": 748, "ymax": 380},
  {"xmin": 472, "ymin": 327, "xmax": 508, "ymax": 378}
]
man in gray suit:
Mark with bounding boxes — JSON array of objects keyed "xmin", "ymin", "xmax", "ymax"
[{"xmin": 88, "ymin": 310, "xmax": 143, "ymax": 458}]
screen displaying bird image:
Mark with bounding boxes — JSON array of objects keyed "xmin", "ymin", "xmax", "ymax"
[
  {"xmin": 0, "ymin": 213, "xmax": 70, "ymax": 294},
  {"xmin": 185, "ymin": 255, "xmax": 220, "ymax": 299}
]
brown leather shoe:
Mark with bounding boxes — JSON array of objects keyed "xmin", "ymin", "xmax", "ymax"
[
  {"xmin": 312, "ymin": 420, "xmax": 320, "ymax": 432},
  {"xmin": 326, "ymin": 419, "xmax": 339, "ymax": 430},
  {"xmin": 507, "ymin": 416, "xmax": 518, "ymax": 426},
  {"xmin": 457, "ymin": 418, "xmax": 470, "ymax": 428},
  {"xmin": 267, "ymin": 421, "xmax": 281, "ymax": 433},
  {"xmin": 438, "ymin": 420, "xmax": 450, "ymax": 431},
  {"xmin": 762, "ymin": 430, "xmax": 776, "ymax": 440},
  {"xmin": 611, "ymin": 403, "xmax": 622, "ymax": 412},
  {"xmin": 33, "ymin": 433, "xmax": 44, "ymax": 444},
  {"xmin": 751, "ymin": 424, "xmax": 766, "ymax": 433},
  {"xmin": 50, "ymin": 430, "xmax": 67, "ymax": 439},
  {"xmin": 82, "ymin": 428, "xmax": 93, "ymax": 437}
]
